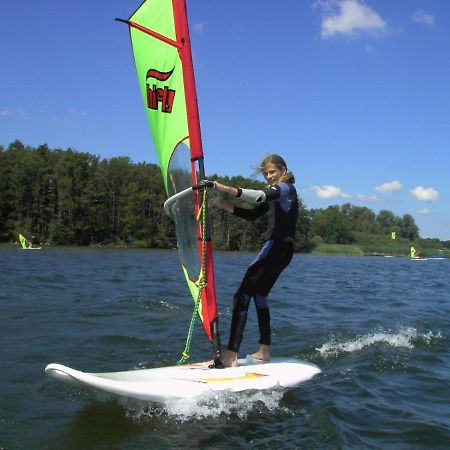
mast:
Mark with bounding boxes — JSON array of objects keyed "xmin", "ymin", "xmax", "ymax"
[
  {"xmin": 172, "ymin": 0, "xmax": 221, "ymax": 365},
  {"xmin": 118, "ymin": 0, "xmax": 221, "ymax": 365}
]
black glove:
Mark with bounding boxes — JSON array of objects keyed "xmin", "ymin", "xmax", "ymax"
[{"xmin": 193, "ymin": 180, "xmax": 216, "ymax": 190}]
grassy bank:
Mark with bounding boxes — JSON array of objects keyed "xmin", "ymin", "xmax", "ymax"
[
  {"xmin": 308, "ymin": 242, "xmax": 450, "ymax": 258},
  {"xmin": 310, "ymin": 243, "xmax": 365, "ymax": 256}
]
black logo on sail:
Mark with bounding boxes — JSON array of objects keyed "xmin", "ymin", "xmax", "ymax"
[{"xmin": 146, "ymin": 68, "xmax": 175, "ymax": 113}]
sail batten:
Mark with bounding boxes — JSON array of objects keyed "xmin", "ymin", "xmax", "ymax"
[
  {"xmin": 128, "ymin": 20, "xmax": 182, "ymax": 49},
  {"xmin": 120, "ymin": 0, "xmax": 219, "ymax": 354}
]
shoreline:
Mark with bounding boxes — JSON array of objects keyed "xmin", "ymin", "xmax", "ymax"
[{"xmin": 2, "ymin": 242, "xmax": 448, "ymax": 258}]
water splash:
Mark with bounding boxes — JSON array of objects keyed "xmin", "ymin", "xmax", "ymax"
[
  {"xmin": 316, "ymin": 327, "xmax": 442, "ymax": 358},
  {"xmin": 122, "ymin": 388, "xmax": 290, "ymax": 422},
  {"xmin": 140, "ymin": 298, "xmax": 179, "ymax": 311}
]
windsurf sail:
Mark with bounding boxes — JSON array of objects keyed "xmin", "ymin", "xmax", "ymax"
[
  {"xmin": 118, "ymin": 0, "xmax": 221, "ymax": 364},
  {"xmin": 19, "ymin": 233, "xmax": 28, "ymax": 249}
]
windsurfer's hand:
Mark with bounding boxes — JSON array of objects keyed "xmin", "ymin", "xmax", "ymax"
[{"xmin": 195, "ymin": 180, "xmax": 216, "ymax": 189}]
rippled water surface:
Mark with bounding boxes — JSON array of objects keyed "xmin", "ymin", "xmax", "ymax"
[{"xmin": 1, "ymin": 247, "xmax": 449, "ymax": 449}]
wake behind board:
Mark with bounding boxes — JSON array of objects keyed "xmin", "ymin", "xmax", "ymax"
[{"xmin": 45, "ymin": 357, "xmax": 320, "ymax": 404}]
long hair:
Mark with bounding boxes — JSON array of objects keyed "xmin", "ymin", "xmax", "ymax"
[{"xmin": 259, "ymin": 154, "xmax": 295, "ymax": 184}]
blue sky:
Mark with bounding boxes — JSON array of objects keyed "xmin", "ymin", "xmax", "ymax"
[{"xmin": 1, "ymin": 1, "xmax": 449, "ymax": 240}]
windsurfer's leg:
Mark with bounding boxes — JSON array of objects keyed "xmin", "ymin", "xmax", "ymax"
[
  {"xmin": 251, "ymin": 294, "xmax": 271, "ymax": 361},
  {"xmin": 225, "ymin": 291, "xmax": 251, "ymax": 365},
  {"xmin": 254, "ymin": 294, "xmax": 271, "ymax": 343},
  {"xmin": 247, "ymin": 242, "xmax": 293, "ymax": 361}
]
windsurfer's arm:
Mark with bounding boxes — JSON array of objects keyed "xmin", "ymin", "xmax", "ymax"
[
  {"xmin": 233, "ymin": 203, "xmax": 269, "ymax": 220},
  {"xmin": 213, "ymin": 181, "xmax": 239, "ymax": 197},
  {"xmin": 214, "ymin": 181, "xmax": 267, "ymax": 205},
  {"xmin": 211, "ymin": 182, "xmax": 269, "ymax": 218}
]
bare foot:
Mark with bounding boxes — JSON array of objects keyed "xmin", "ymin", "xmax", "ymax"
[
  {"xmin": 200, "ymin": 360, "xmax": 214, "ymax": 367},
  {"xmin": 221, "ymin": 350, "xmax": 238, "ymax": 367},
  {"xmin": 204, "ymin": 358, "xmax": 224, "ymax": 368},
  {"xmin": 250, "ymin": 344, "xmax": 271, "ymax": 361}
]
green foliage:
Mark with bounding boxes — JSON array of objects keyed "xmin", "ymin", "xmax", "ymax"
[
  {"xmin": 311, "ymin": 243, "xmax": 364, "ymax": 256},
  {"xmin": 308, "ymin": 203, "xmax": 423, "ymax": 252},
  {"xmin": 1, "ymin": 141, "xmax": 447, "ymax": 254},
  {"xmin": 208, "ymin": 174, "xmax": 268, "ymax": 251},
  {"xmin": 310, "ymin": 205, "xmax": 354, "ymax": 244},
  {"xmin": 0, "ymin": 141, "xmax": 174, "ymax": 247}
]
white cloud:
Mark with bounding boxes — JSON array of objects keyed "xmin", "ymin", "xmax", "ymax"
[
  {"xmin": 40, "ymin": 108, "xmax": 87, "ymax": 124},
  {"xmin": 193, "ymin": 22, "xmax": 205, "ymax": 33},
  {"xmin": 410, "ymin": 186, "xmax": 439, "ymax": 201},
  {"xmin": 0, "ymin": 107, "xmax": 26, "ymax": 118},
  {"xmin": 356, "ymin": 193, "xmax": 377, "ymax": 202},
  {"xmin": 412, "ymin": 10, "xmax": 435, "ymax": 26},
  {"xmin": 66, "ymin": 108, "xmax": 87, "ymax": 117},
  {"xmin": 418, "ymin": 208, "xmax": 430, "ymax": 214},
  {"xmin": 374, "ymin": 180, "xmax": 403, "ymax": 194},
  {"xmin": 311, "ymin": 185, "xmax": 350, "ymax": 199},
  {"xmin": 316, "ymin": 0, "xmax": 387, "ymax": 39}
]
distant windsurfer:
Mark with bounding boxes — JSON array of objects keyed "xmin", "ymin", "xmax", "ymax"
[
  {"xmin": 410, "ymin": 245, "xmax": 421, "ymax": 259},
  {"xmin": 211, "ymin": 154, "xmax": 298, "ymax": 367}
]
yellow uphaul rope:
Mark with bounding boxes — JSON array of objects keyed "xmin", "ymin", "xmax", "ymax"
[{"xmin": 177, "ymin": 188, "xmax": 208, "ymax": 365}]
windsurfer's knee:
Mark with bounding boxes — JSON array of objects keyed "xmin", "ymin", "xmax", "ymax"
[
  {"xmin": 254, "ymin": 294, "xmax": 268, "ymax": 310},
  {"xmin": 233, "ymin": 291, "xmax": 251, "ymax": 313}
]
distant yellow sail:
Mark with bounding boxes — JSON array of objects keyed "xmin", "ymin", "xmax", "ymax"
[{"xmin": 18, "ymin": 233, "xmax": 28, "ymax": 249}]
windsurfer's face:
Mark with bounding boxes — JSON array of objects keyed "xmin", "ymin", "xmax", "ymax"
[{"xmin": 262, "ymin": 163, "xmax": 286, "ymax": 186}]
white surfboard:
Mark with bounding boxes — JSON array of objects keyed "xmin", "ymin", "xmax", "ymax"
[{"xmin": 45, "ymin": 356, "xmax": 320, "ymax": 404}]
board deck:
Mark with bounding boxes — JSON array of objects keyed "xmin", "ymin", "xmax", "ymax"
[{"xmin": 45, "ymin": 356, "xmax": 321, "ymax": 403}]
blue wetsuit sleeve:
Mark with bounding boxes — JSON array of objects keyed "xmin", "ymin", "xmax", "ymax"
[
  {"xmin": 262, "ymin": 184, "xmax": 283, "ymax": 201},
  {"xmin": 233, "ymin": 203, "xmax": 269, "ymax": 221},
  {"xmin": 263, "ymin": 183, "xmax": 291, "ymax": 202}
]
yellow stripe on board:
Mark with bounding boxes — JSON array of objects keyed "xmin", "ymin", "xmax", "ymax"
[{"xmin": 194, "ymin": 372, "xmax": 267, "ymax": 383}]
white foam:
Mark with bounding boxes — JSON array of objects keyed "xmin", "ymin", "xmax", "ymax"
[
  {"xmin": 143, "ymin": 299, "xmax": 179, "ymax": 311},
  {"xmin": 122, "ymin": 388, "xmax": 289, "ymax": 422},
  {"xmin": 316, "ymin": 327, "xmax": 442, "ymax": 358}
]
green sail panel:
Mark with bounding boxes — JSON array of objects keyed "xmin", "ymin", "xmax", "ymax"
[{"xmin": 129, "ymin": 2, "xmax": 188, "ymax": 192}]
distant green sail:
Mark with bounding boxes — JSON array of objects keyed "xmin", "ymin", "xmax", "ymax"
[
  {"xmin": 19, "ymin": 233, "xmax": 28, "ymax": 249},
  {"xmin": 119, "ymin": 0, "xmax": 219, "ymax": 353}
]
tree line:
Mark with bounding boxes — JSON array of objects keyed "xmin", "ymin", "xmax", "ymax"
[
  {"xmin": 0, "ymin": 141, "xmax": 173, "ymax": 247},
  {"xmin": 1, "ymin": 141, "xmax": 448, "ymax": 252}
]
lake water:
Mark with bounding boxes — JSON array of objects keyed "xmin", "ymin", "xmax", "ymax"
[{"xmin": 1, "ymin": 247, "xmax": 449, "ymax": 449}]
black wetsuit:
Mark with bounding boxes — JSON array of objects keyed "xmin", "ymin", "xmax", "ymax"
[{"xmin": 228, "ymin": 182, "xmax": 298, "ymax": 353}]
